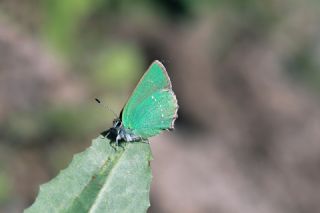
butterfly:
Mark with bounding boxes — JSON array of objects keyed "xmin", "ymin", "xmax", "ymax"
[{"xmin": 100, "ymin": 60, "xmax": 178, "ymax": 146}]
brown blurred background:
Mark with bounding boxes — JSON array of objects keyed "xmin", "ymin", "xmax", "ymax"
[{"xmin": 1, "ymin": 0, "xmax": 320, "ymax": 212}]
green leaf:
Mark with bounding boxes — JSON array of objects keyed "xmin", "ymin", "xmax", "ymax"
[{"xmin": 25, "ymin": 137, "xmax": 153, "ymax": 213}]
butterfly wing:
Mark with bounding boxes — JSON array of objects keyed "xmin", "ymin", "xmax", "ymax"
[{"xmin": 121, "ymin": 60, "xmax": 178, "ymax": 139}]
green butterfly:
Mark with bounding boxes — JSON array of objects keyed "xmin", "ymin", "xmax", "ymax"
[{"xmin": 101, "ymin": 60, "xmax": 178, "ymax": 145}]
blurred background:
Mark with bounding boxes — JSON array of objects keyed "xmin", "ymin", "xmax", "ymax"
[{"xmin": 1, "ymin": 0, "xmax": 320, "ymax": 212}]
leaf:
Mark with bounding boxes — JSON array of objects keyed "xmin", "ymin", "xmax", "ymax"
[{"xmin": 25, "ymin": 137, "xmax": 153, "ymax": 213}]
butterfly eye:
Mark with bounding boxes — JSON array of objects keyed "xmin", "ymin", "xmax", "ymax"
[{"xmin": 113, "ymin": 119, "xmax": 122, "ymax": 127}]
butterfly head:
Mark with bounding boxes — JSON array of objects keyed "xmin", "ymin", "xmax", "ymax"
[{"xmin": 112, "ymin": 118, "xmax": 122, "ymax": 128}]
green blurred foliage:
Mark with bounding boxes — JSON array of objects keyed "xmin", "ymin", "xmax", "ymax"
[
  {"xmin": 93, "ymin": 43, "xmax": 144, "ymax": 90},
  {"xmin": 43, "ymin": 0, "xmax": 103, "ymax": 54},
  {"xmin": 4, "ymin": 106, "xmax": 100, "ymax": 145}
]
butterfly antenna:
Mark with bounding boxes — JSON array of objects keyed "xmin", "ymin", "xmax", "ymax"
[{"xmin": 95, "ymin": 98, "xmax": 118, "ymax": 118}]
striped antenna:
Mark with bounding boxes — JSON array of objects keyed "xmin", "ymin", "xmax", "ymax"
[{"xmin": 95, "ymin": 98, "xmax": 118, "ymax": 118}]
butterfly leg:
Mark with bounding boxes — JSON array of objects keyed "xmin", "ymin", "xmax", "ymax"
[
  {"xmin": 114, "ymin": 135, "xmax": 124, "ymax": 150},
  {"xmin": 118, "ymin": 142, "xmax": 125, "ymax": 150},
  {"xmin": 115, "ymin": 135, "xmax": 121, "ymax": 147},
  {"xmin": 101, "ymin": 130, "xmax": 116, "ymax": 151},
  {"xmin": 108, "ymin": 136, "xmax": 119, "ymax": 151},
  {"xmin": 109, "ymin": 141, "xmax": 117, "ymax": 151}
]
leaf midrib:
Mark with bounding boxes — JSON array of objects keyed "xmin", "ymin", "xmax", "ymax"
[{"xmin": 88, "ymin": 146, "xmax": 128, "ymax": 213}]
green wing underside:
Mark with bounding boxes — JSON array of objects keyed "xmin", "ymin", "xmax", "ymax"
[
  {"xmin": 125, "ymin": 89, "xmax": 176, "ymax": 138},
  {"xmin": 122, "ymin": 61, "xmax": 178, "ymax": 139}
]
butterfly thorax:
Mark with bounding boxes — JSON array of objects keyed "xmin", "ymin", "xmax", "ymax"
[{"xmin": 101, "ymin": 118, "xmax": 142, "ymax": 145}]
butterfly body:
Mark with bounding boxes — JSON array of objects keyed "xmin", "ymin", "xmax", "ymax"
[
  {"xmin": 102, "ymin": 118, "xmax": 142, "ymax": 146},
  {"xmin": 102, "ymin": 60, "xmax": 178, "ymax": 145}
]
